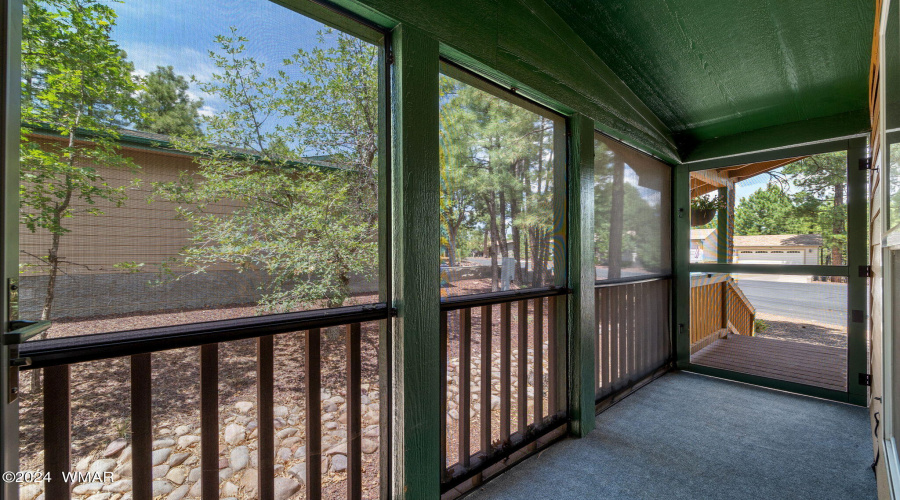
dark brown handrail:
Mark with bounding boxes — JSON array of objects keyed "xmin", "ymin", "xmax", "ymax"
[
  {"xmin": 439, "ymin": 286, "xmax": 570, "ymax": 311},
  {"xmin": 594, "ymin": 273, "xmax": 672, "ymax": 288},
  {"xmin": 20, "ymin": 302, "xmax": 393, "ymax": 369}
]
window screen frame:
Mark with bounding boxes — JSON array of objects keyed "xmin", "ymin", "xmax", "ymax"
[
  {"xmin": 593, "ymin": 129, "xmax": 673, "ymax": 284},
  {"xmin": 437, "ymin": 59, "xmax": 569, "ymax": 299},
  {"xmin": 12, "ymin": 0, "xmax": 394, "ymax": 330}
]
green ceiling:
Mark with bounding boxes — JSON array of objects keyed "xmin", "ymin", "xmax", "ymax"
[{"xmin": 545, "ymin": 0, "xmax": 874, "ymax": 154}]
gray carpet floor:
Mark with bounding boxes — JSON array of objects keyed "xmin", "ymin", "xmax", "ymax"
[{"xmin": 468, "ymin": 371, "xmax": 875, "ymax": 500}]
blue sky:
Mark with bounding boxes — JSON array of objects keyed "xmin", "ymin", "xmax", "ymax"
[{"xmin": 110, "ymin": 0, "xmax": 332, "ymax": 117}]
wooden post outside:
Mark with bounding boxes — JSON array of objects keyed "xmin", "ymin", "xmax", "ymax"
[
  {"xmin": 567, "ymin": 114, "xmax": 596, "ymax": 437},
  {"xmin": 390, "ymin": 23, "xmax": 441, "ymax": 499}
]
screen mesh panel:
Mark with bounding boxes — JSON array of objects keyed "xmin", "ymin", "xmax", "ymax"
[
  {"xmin": 689, "ymin": 273, "xmax": 847, "ymax": 391},
  {"xmin": 438, "ymin": 70, "xmax": 564, "ymax": 297},
  {"xmin": 18, "ymin": 0, "xmax": 382, "ymax": 338},
  {"xmin": 688, "ymin": 152, "xmax": 848, "ymax": 266},
  {"xmin": 594, "ymin": 133, "xmax": 671, "ymax": 280}
]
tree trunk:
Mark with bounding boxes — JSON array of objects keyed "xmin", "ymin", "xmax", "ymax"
[
  {"xmin": 608, "ymin": 159, "xmax": 626, "ymax": 279},
  {"xmin": 447, "ymin": 224, "xmax": 458, "ymax": 267},
  {"xmin": 830, "ymin": 182, "xmax": 845, "ymax": 281},
  {"xmin": 486, "ymin": 196, "xmax": 501, "ymax": 291},
  {"xmin": 498, "ymin": 191, "xmax": 508, "ymax": 259},
  {"xmin": 510, "ymin": 196, "xmax": 522, "ymax": 284}
]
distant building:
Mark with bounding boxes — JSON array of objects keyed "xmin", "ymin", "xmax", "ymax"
[{"xmin": 690, "ymin": 229, "xmax": 822, "ymax": 265}]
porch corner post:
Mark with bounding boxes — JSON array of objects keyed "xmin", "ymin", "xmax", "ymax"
[
  {"xmin": 673, "ymin": 165, "xmax": 691, "ymax": 368},
  {"xmin": 716, "ymin": 183, "xmax": 734, "ymax": 264},
  {"xmin": 389, "ymin": 24, "xmax": 441, "ymax": 499},
  {"xmin": 567, "ymin": 114, "xmax": 596, "ymax": 437},
  {"xmin": 847, "ymin": 136, "xmax": 869, "ymax": 406}
]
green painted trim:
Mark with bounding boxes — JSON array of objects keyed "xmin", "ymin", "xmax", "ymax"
[
  {"xmin": 682, "ymin": 110, "xmax": 870, "ymax": 164},
  {"xmin": 552, "ymin": 100, "xmax": 569, "ymax": 418},
  {"xmin": 672, "ymin": 165, "xmax": 691, "ymax": 368},
  {"xmin": 567, "ymin": 114, "xmax": 595, "ymax": 437},
  {"xmin": 690, "ymin": 264, "xmax": 849, "ymax": 277},
  {"xmin": 310, "ymin": 0, "xmax": 397, "ymax": 32},
  {"xmin": 376, "ymin": 36, "xmax": 392, "ymax": 499},
  {"xmin": 846, "ymin": 140, "xmax": 869, "ymax": 406},
  {"xmin": 684, "ymin": 365, "xmax": 852, "ymax": 404},
  {"xmin": 330, "ymin": 0, "xmax": 680, "ymax": 164},
  {"xmin": 0, "ymin": 0, "xmax": 21, "ymax": 494},
  {"xmin": 439, "ymin": 60, "xmax": 564, "ymax": 120},
  {"xmin": 389, "ymin": 24, "xmax": 441, "ymax": 499},
  {"xmin": 272, "ymin": 0, "xmax": 386, "ymax": 44},
  {"xmin": 684, "ymin": 137, "xmax": 855, "ymax": 172}
]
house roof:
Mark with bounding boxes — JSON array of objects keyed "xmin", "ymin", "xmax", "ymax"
[
  {"xmin": 734, "ymin": 234, "xmax": 823, "ymax": 248},
  {"xmin": 26, "ymin": 124, "xmax": 350, "ymax": 171},
  {"xmin": 690, "ymin": 230, "xmax": 822, "ymax": 248}
]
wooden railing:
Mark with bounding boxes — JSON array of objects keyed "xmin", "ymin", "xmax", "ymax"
[
  {"xmin": 594, "ymin": 276, "xmax": 672, "ymax": 400},
  {"xmin": 689, "ymin": 274, "xmax": 756, "ymax": 354},
  {"xmin": 439, "ymin": 287, "xmax": 569, "ymax": 496},
  {"xmin": 19, "ymin": 303, "xmax": 392, "ymax": 500}
]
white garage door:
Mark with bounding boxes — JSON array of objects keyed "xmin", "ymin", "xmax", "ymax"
[{"xmin": 737, "ymin": 250, "xmax": 805, "ymax": 265}]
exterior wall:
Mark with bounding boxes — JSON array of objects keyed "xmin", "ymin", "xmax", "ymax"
[
  {"xmin": 734, "ymin": 246, "xmax": 819, "ymax": 265},
  {"xmin": 19, "ymin": 137, "xmax": 229, "ymax": 276},
  {"xmin": 19, "ymin": 136, "xmax": 380, "ymax": 320}
]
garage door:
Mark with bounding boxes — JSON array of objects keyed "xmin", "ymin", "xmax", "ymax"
[{"xmin": 737, "ymin": 250, "xmax": 805, "ymax": 265}]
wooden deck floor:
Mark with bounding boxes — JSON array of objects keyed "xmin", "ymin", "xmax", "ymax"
[{"xmin": 691, "ymin": 335, "xmax": 847, "ymax": 392}]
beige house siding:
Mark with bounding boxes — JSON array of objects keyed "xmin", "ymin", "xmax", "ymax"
[{"xmin": 20, "ymin": 136, "xmax": 239, "ymax": 276}]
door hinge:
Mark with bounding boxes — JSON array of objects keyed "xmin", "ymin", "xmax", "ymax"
[
  {"xmin": 859, "ymin": 373, "xmax": 872, "ymax": 386},
  {"xmin": 859, "ymin": 265, "xmax": 873, "ymax": 278},
  {"xmin": 859, "ymin": 157, "xmax": 873, "ymax": 170},
  {"xmin": 852, "ymin": 309, "xmax": 867, "ymax": 323},
  {"xmin": 5, "ymin": 279, "xmax": 50, "ymax": 402}
]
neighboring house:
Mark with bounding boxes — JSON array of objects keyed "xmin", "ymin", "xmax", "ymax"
[
  {"xmin": 734, "ymin": 234, "xmax": 822, "ymax": 265},
  {"xmin": 690, "ymin": 229, "xmax": 822, "ymax": 265},
  {"xmin": 689, "ymin": 228, "xmax": 717, "ymax": 262},
  {"xmin": 19, "ymin": 128, "xmax": 375, "ymax": 320}
]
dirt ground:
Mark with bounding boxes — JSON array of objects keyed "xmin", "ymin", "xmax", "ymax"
[
  {"xmin": 19, "ymin": 277, "xmax": 562, "ymax": 499},
  {"xmin": 754, "ymin": 313, "xmax": 848, "ymax": 349}
]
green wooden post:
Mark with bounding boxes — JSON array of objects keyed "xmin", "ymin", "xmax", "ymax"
[
  {"xmin": 847, "ymin": 137, "xmax": 868, "ymax": 406},
  {"xmin": 716, "ymin": 183, "xmax": 734, "ymax": 264},
  {"xmin": 673, "ymin": 165, "xmax": 691, "ymax": 367},
  {"xmin": 389, "ymin": 24, "xmax": 441, "ymax": 499},
  {"xmin": 567, "ymin": 114, "xmax": 595, "ymax": 437}
]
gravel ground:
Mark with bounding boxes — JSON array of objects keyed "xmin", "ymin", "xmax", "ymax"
[
  {"xmin": 754, "ymin": 313, "xmax": 848, "ymax": 349},
  {"xmin": 19, "ymin": 278, "xmax": 559, "ymax": 499}
]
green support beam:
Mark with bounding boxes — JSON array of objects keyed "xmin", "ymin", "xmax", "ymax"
[
  {"xmin": 847, "ymin": 136, "xmax": 869, "ymax": 406},
  {"xmin": 716, "ymin": 184, "xmax": 734, "ymax": 264},
  {"xmin": 389, "ymin": 24, "xmax": 441, "ymax": 498},
  {"xmin": 673, "ymin": 165, "xmax": 691, "ymax": 368},
  {"xmin": 567, "ymin": 114, "xmax": 595, "ymax": 437}
]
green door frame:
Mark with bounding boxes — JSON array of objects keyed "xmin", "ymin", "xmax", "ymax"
[
  {"xmin": 674, "ymin": 135, "xmax": 870, "ymax": 405},
  {"xmin": 1, "ymin": 0, "xmax": 21, "ymax": 495}
]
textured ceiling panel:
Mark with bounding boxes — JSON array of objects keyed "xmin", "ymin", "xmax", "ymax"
[{"xmin": 545, "ymin": 0, "xmax": 873, "ymax": 149}]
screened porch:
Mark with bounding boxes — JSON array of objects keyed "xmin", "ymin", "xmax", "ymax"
[{"xmin": 0, "ymin": 0, "xmax": 890, "ymax": 499}]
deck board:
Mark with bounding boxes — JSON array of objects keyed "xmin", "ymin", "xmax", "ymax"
[{"xmin": 691, "ymin": 335, "xmax": 847, "ymax": 392}]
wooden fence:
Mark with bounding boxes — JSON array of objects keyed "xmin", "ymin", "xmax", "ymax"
[
  {"xmin": 595, "ymin": 277, "xmax": 671, "ymax": 400},
  {"xmin": 689, "ymin": 274, "xmax": 756, "ymax": 354}
]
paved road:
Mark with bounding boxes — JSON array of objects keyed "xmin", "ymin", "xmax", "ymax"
[
  {"xmin": 462, "ymin": 258, "xmax": 847, "ymax": 326},
  {"xmin": 735, "ymin": 279, "xmax": 847, "ymax": 327}
]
